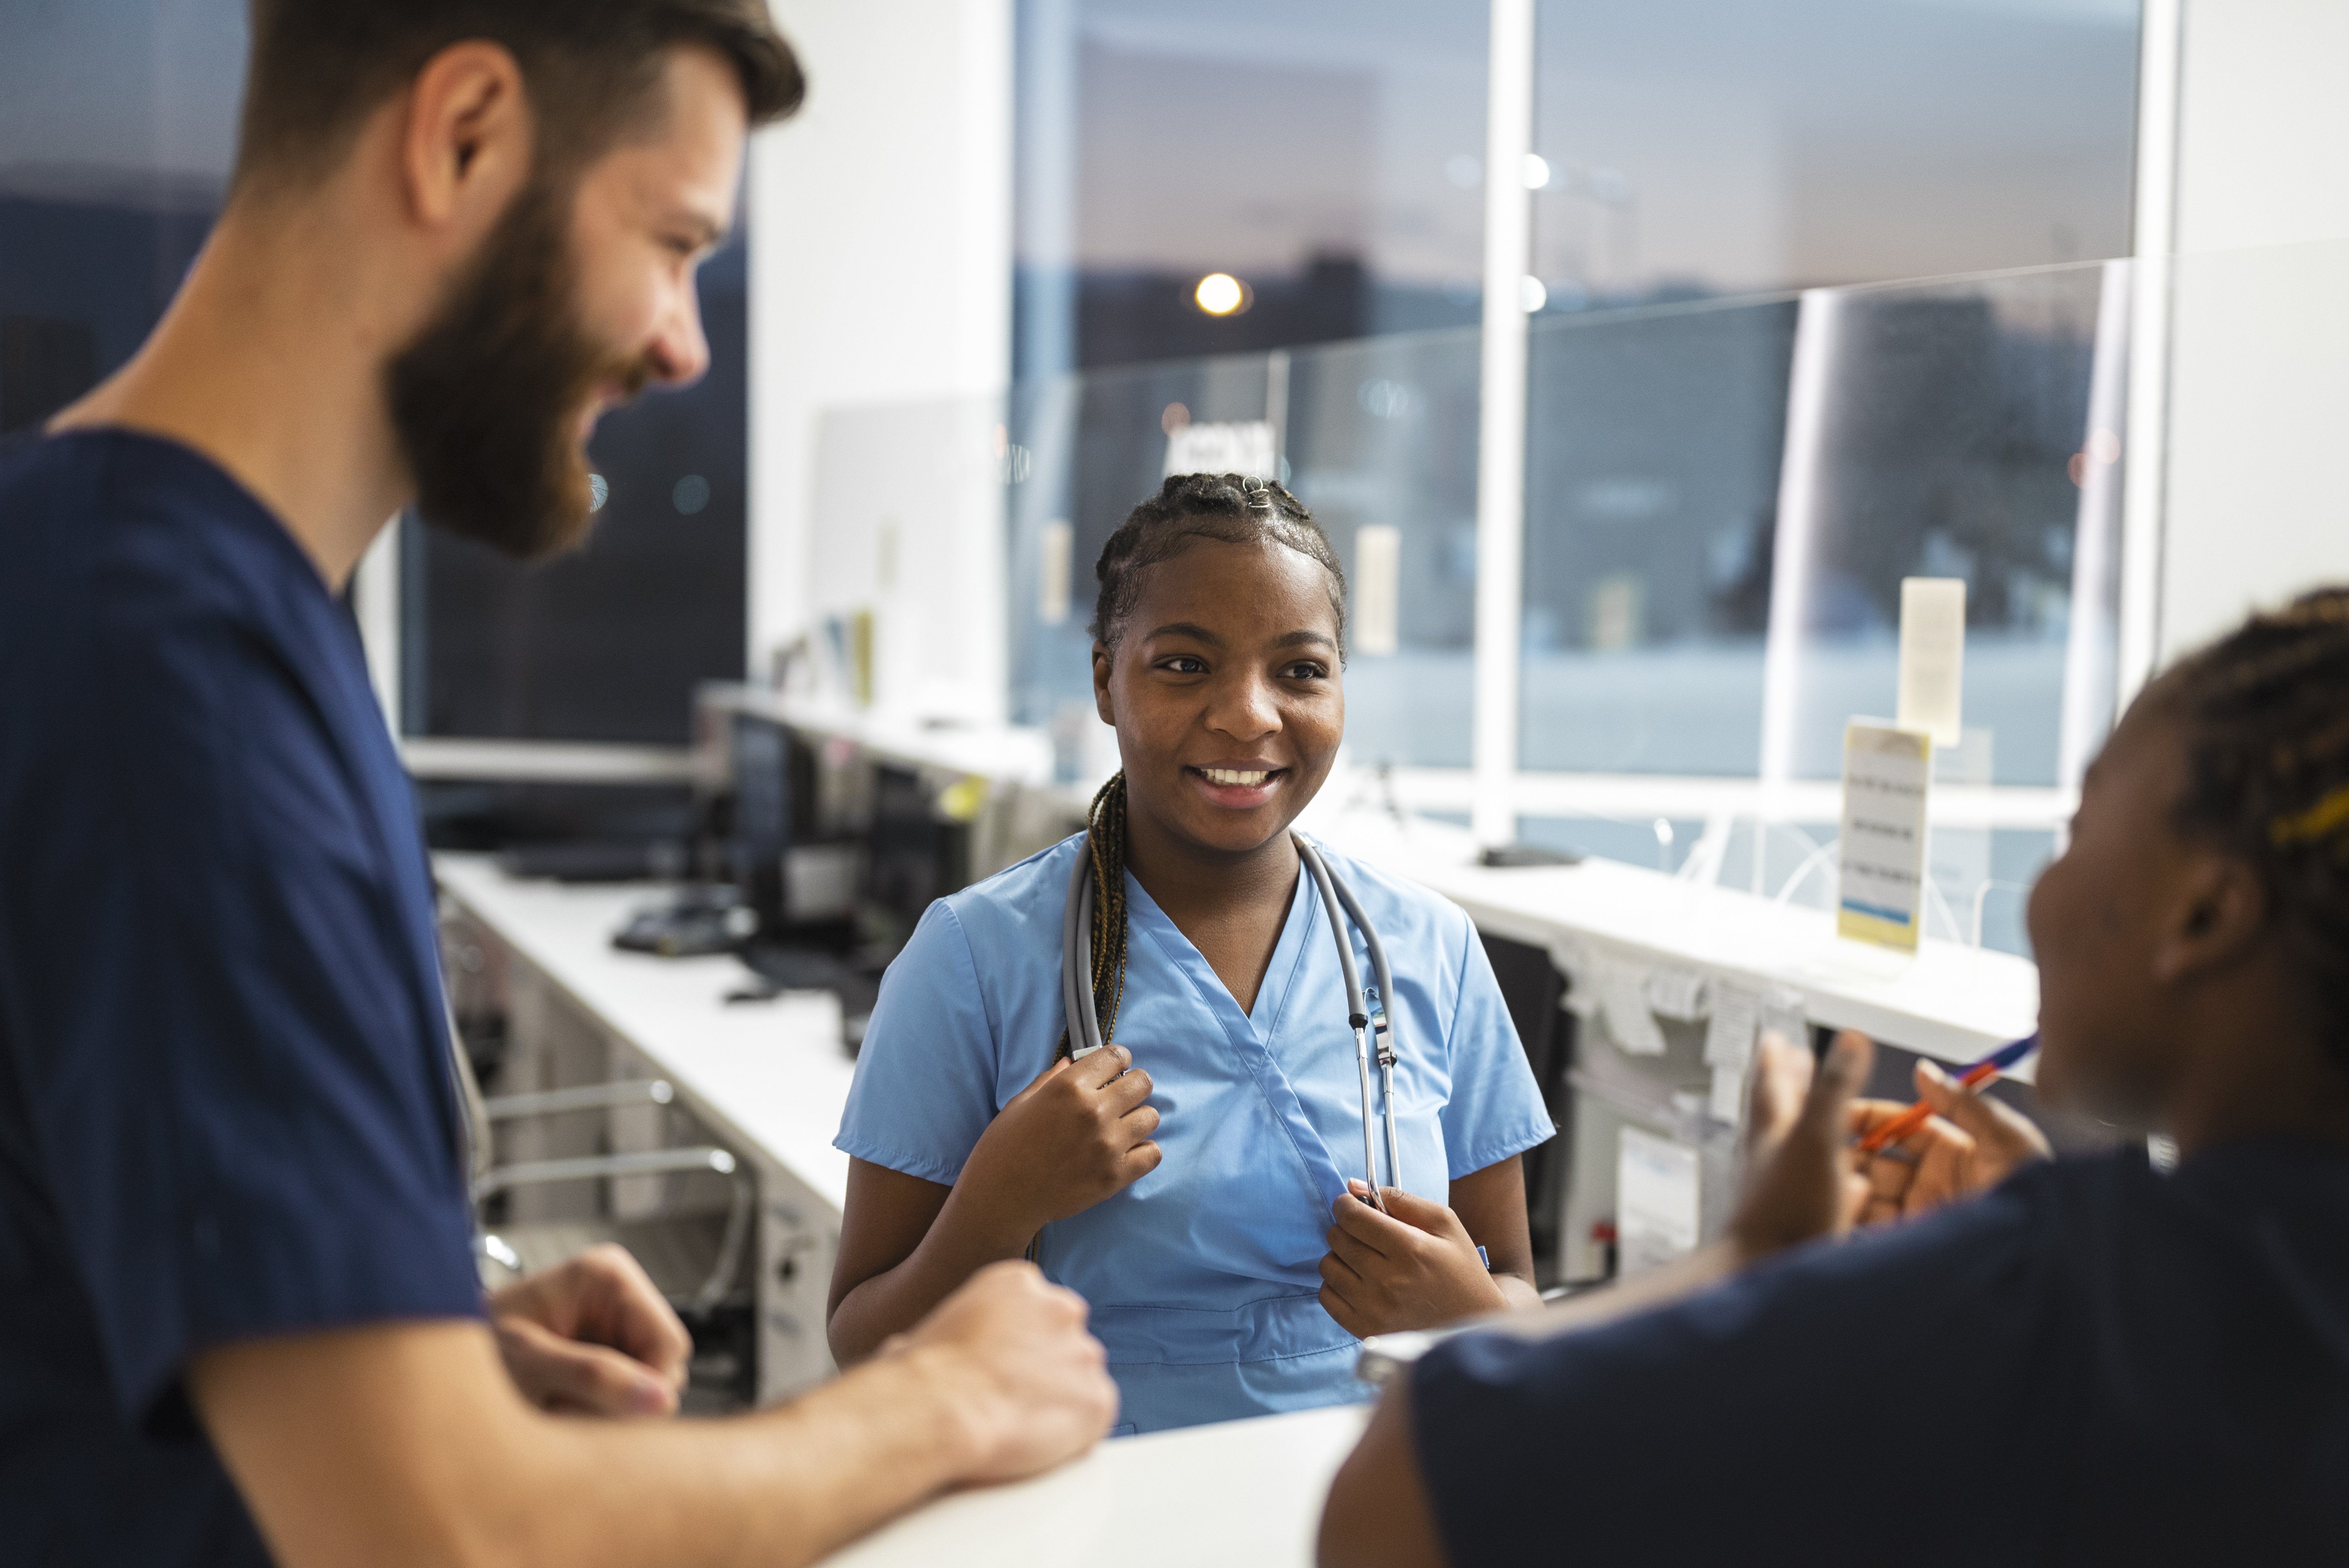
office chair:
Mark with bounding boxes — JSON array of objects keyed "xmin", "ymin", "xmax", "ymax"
[{"xmin": 446, "ymin": 1005, "xmax": 757, "ymax": 1395}]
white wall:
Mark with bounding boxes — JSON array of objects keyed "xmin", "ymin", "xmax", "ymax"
[
  {"xmin": 748, "ymin": 0, "xmax": 1014, "ymax": 690},
  {"xmin": 806, "ymin": 399, "xmax": 1009, "ymax": 722},
  {"xmin": 2155, "ymin": 0, "xmax": 2349, "ymax": 662}
]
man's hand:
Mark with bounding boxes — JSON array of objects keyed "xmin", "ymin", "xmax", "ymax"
[
  {"xmin": 954, "ymin": 1047, "xmax": 1162, "ymax": 1235},
  {"xmin": 1318, "ymin": 1182, "xmax": 1509, "ymax": 1337},
  {"xmin": 194, "ymin": 1264, "xmax": 1113, "ymax": 1568},
  {"xmin": 1849, "ymin": 1057, "xmax": 2053, "ymax": 1225},
  {"xmin": 1726, "ymin": 1029, "xmax": 1874, "ymax": 1260},
  {"xmin": 878, "ymin": 1260, "xmax": 1117, "ymax": 1485},
  {"xmin": 489, "ymin": 1244, "xmax": 692, "ymax": 1417}
]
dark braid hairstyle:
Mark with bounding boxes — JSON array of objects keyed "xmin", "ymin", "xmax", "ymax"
[
  {"xmin": 1059, "ymin": 473, "xmax": 1347, "ymax": 1056},
  {"xmin": 2160, "ymin": 586, "xmax": 2349, "ymax": 1074}
]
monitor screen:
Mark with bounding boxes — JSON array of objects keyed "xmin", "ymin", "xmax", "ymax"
[{"xmin": 729, "ymin": 715, "xmax": 791, "ymax": 926}]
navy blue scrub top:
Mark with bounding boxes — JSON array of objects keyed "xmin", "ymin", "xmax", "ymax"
[
  {"xmin": 0, "ymin": 431, "xmax": 482, "ymax": 1566},
  {"xmin": 1412, "ymin": 1141, "xmax": 2349, "ymax": 1566}
]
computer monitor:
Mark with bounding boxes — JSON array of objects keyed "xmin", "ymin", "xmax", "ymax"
[
  {"xmin": 863, "ymin": 763, "xmax": 972, "ymax": 946},
  {"xmin": 727, "ymin": 713, "xmax": 833, "ymax": 935}
]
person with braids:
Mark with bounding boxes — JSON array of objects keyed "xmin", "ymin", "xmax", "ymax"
[
  {"xmin": 1320, "ymin": 588, "xmax": 2349, "ymax": 1568},
  {"xmin": 829, "ymin": 474, "xmax": 1556, "ymax": 1432}
]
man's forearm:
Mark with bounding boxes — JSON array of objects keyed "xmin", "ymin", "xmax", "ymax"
[
  {"xmin": 533, "ymin": 1347, "xmax": 994, "ymax": 1568},
  {"xmin": 199, "ymin": 1322, "xmax": 1005, "ymax": 1568}
]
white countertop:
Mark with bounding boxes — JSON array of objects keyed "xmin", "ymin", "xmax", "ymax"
[
  {"xmin": 817, "ymin": 1404, "xmax": 1368, "ymax": 1568},
  {"xmin": 434, "ymin": 852, "xmax": 858, "ymax": 1212},
  {"xmin": 1311, "ymin": 811, "xmax": 2039, "ymax": 1069}
]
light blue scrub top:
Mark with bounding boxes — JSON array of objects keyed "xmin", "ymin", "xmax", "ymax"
[{"xmin": 835, "ymin": 833, "xmax": 1555, "ymax": 1434}]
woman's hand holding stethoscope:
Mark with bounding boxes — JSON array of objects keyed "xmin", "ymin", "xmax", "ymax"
[
  {"xmin": 1316, "ymin": 1180, "xmax": 1510, "ymax": 1338},
  {"xmin": 958, "ymin": 1046, "xmax": 1165, "ymax": 1235}
]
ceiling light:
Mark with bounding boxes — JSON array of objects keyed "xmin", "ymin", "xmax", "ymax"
[{"xmin": 1194, "ymin": 273, "xmax": 1247, "ymax": 316}]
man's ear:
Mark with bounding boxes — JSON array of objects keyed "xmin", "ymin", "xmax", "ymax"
[
  {"xmin": 397, "ymin": 42, "xmax": 533, "ymax": 239},
  {"xmin": 2151, "ymin": 849, "xmax": 2271, "ymax": 986},
  {"xmin": 1093, "ymin": 644, "xmax": 1115, "ymax": 728}
]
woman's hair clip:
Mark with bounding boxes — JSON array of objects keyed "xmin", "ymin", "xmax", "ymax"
[{"xmin": 2269, "ymin": 781, "xmax": 2349, "ymax": 847}]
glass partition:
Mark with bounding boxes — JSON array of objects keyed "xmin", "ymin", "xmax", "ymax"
[
  {"xmin": 1518, "ymin": 292, "xmax": 1801, "ymax": 780},
  {"xmin": 998, "ymin": 256, "xmax": 2129, "ymax": 957}
]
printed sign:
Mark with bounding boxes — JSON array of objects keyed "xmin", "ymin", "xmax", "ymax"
[
  {"xmin": 1837, "ymin": 721, "xmax": 1932, "ymax": 952},
  {"xmin": 1164, "ymin": 419, "xmax": 1276, "ymax": 479}
]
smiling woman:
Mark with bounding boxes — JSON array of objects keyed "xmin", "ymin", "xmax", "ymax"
[{"xmin": 825, "ymin": 473, "xmax": 1557, "ymax": 1435}]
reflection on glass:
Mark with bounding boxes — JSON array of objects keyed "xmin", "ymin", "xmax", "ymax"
[
  {"xmin": 1005, "ymin": 254, "xmax": 2128, "ymax": 957},
  {"xmin": 1518, "ymin": 294, "xmax": 1800, "ymax": 776},
  {"xmin": 1529, "ymin": 0, "xmax": 2141, "ymax": 309},
  {"xmin": 1285, "ymin": 331, "xmax": 1482, "ymax": 768},
  {"xmin": 0, "ymin": 0, "xmax": 247, "ymax": 434},
  {"xmin": 1761, "ymin": 261, "xmax": 2121, "ymax": 790},
  {"xmin": 1014, "ymin": 0, "xmax": 1490, "ymax": 376}
]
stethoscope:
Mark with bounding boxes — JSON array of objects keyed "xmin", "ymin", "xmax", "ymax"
[{"xmin": 1062, "ymin": 831, "xmax": 1405, "ymax": 1210}]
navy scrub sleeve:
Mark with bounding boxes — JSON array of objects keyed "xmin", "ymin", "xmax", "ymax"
[
  {"xmin": 0, "ymin": 431, "xmax": 483, "ymax": 1567},
  {"xmin": 1409, "ymin": 1142, "xmax": 2349, "ymax": 1566}
]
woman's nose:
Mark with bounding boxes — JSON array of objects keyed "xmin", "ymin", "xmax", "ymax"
[{"xmin": 1204, "ymin": 669, "xmax": 1281, "ymax": 739}]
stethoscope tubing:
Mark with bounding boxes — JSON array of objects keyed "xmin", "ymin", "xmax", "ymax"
[
  {"xmin": 1312, "ymin": 844, "xmax": 1406, "ymax": 1203},
  {"xmin": 1061, "ymin": 829, "xmax": 1403, "ymax": 1208}
]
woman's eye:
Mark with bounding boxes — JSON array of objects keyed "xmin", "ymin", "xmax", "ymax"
[
  {"xmin": 1162, "ymin": 656, "xmax": 1208, "ymax": 675},
  {"xmin": 1282, "ymin": 662, "xmax": 1329, "ymax": 680}
]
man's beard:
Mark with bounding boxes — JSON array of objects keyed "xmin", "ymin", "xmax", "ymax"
[{"xmin": 386, "ymin": 178, "xmax": 650, "ymax": 561}]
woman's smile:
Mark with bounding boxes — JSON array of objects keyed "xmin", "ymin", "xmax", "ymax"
[{"xmin": 1189, "ymin": 763, "xmax": 1289, "ymax": 809}]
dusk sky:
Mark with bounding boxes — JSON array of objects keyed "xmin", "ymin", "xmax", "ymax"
[
  {"xmin": 4, "ymin": 0, "xmax": 2141, "ymax": 303},
  {"xmin": 1061, "ymin": 0, "xmax": 2140, "ymax": 299}
]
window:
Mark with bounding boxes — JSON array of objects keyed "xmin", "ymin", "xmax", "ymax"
[
  {"xmin": 1006, "ymin": 0, "xmax": 2144, "ymax": 955},
  {"xmin": 0, "ymin": 2, "xmax": 246, "ymax": 437}
]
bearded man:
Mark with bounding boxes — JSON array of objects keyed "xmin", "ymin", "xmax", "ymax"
[{"xmin": 0, "ymin": 5, "xmax": 1116, "ymax": 1566}]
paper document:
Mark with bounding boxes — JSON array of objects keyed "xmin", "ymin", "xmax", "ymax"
[
  {"xmin": 1352, "ymin": 525, "xmax": 1401, "ymax": 656},
  {"xmin": 1709, "ymin": 1063, "xmax": 1747, "ymax": 1125},
  {"xmin": 1617, "ymin": 1127, "xmax": 1702, "ymax": 1274},
  {"xmin": 1703, "ymin": 983, "xmax": 1758, "ymax": 1070},
  {"xmin": 1164, "ymin": 420, "xmax": 1276, "ymax": 479},
  {"xmin": 1837, "ymin": 721, "xmax": 1931, "ymax": 952},
  {"xmin": 1759, "ymin": 996, "xmax": 1808, "ymax": 1052},
  {"xmin": 1037, "ymin": 520, "xmax": 1072, "ymax": 625},
  {"xmin": 1645, "ymin": 966, "xmax": 1708, "ymax": 1022},
  {"xmin": 1599, "ymin": 958, "xmax": 1668, "ymax": 1056},
  {"xmin": 1896, "ymin": 577, "xmax": 1966, "ymax": 746}
]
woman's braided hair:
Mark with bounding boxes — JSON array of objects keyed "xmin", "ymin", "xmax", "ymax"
[
  {"xmin": 2162, "ymin": 586, "xmax": 2349, "ymax": 1072},
  {"xmin": 1059, "ymin": 473, "xmax": 1346, "ymax": 1057}
]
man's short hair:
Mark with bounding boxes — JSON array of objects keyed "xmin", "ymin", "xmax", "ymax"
[{"xmin": 235, "ymin": 0, "xmax": 804, "ymax": 193}]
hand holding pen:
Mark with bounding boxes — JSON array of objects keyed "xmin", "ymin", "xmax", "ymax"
[{"xmin": 1845, "ymin": 1036, "xmax": 2053, "ymax": 1226}]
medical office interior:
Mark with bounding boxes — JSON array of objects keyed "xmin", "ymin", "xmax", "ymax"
[{"xmin": 7, "ymin": 0, "xmax": 2349, "ymax": 1556}]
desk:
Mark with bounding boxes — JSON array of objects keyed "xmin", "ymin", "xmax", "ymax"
[
  {"xmin": 434, "ymin": 853, "xmax": 857, "ymax": 1400},
  {"xmin": 818, "ymin": 1405, "xmax": 1368, "ymax": 1568}
]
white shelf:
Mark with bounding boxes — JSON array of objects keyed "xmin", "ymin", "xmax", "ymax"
[{"xmin": 1312, "ymin": 810, "xmax": 2038, "ymax": 1071}]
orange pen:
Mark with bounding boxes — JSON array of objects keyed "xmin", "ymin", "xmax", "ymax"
[{"xmin": 1854, "ymin": 1033, "xmax": 2040, "ymax": 1156}]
